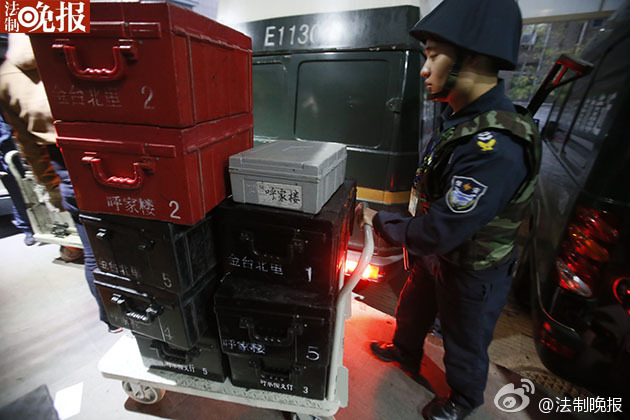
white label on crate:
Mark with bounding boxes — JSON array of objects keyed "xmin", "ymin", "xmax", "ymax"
[
  {"xmin": 227, "ymin": 254, "xmax": 285, "ymax": 276},
  {"xmin": 164, "ymin": 361, "xmax": 196, "ymax": 373},
  {"xmin": 222, "ymin": 339, "xmax": 266, "ymax": 355},
  {"xmin": 97, "ymin": 258, "xmax": 141, "ymax": 280},
  {"xmin": 256, "ymin": 182, "xmax": 302, "ymax": 210},
  {"xmin": 141, "ymin": 86, "xmax": 156, "ymax": 110},
  {"xmin": 260, "ymin": 380, "xmax": 294, "ymax": 392},
  {"xmin": 53, "ymin": 84, "xmax": 123, "ymax": 108},
  {"xmin": 106, "ymin": 196, "xmax": 156, "ymax": 217}
]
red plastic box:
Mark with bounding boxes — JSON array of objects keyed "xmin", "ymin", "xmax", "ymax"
[
  {"xmin": 55, "ymin": 114, "xmax": 253, "ymax": 225},
  {"xmin": 30, "ymin": 2, "xmax": 252, "ymax": 128}
]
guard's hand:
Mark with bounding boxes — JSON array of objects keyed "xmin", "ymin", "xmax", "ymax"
[{"xmin": 356, "ymin": 203, "xmax": 378, "ymax": 230}]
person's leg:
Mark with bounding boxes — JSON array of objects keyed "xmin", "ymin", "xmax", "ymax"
[
  {"xmin": 436, "ymin": 255, "xmax": 516, "ymax": 410},
  {"xmin": 74, "ymin": 219, "xmax": 109, "ymax": 325},
  {"xmin": 392, "ymin": 255, "xmax": 441, "ymax": 359},
  {"xmin": 50, "ymin": 156, "xmax": 111, "ymax": 328}
]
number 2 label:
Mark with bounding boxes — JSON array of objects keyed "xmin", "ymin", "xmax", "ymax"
[
  {"xmin": 141, "ymin": 86, "xmax": 155, "ymax": 109},
  {"xmin": 169, "ymin": 201, "xmax": 181, "ymax": 219}
]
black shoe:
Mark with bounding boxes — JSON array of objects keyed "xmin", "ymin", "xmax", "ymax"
[
  {"xmin": 369, "ymin": 341, "xmax": 420, "ymax": 375},
  {"xmin": 421, "ymin": 397, "xmax": 473, "ymax": 420}
]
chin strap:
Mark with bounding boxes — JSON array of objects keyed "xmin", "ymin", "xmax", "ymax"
[{"xmin": 427, "ymin": 54, "xmax": 464, "ymax": 101}]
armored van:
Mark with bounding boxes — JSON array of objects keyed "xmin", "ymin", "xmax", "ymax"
[{"xmin": 235, "ymin": 6, "xmax": 434, "ymax": 280}]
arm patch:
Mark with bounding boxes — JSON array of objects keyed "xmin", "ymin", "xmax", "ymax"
[{"xmin": 446, "ymin": 176, "xmax": 488, "ymax": 213}]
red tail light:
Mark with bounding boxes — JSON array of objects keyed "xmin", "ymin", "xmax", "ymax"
[
  {"xmin": 560, "ymin": 249, "xmax": 598, "ymax": 281},
  {"xmin": 555, "ymin": 207, "xmax": 620, "ymax": 297},
  {"xmin": 576, "ymin": 208, "xmax": 619, "ymax": 243},
  {"xmin": 567, "ymin": 225, "xmax": 609, "ymax": 262},
  {"xmin": 345, "ymin": 258, "xmax": 380, "ymax": 281}
]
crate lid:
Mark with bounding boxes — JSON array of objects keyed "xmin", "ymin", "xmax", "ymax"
[{"xmin": 229, "ymin": 140, "xmax": 346, "ymax": 179}]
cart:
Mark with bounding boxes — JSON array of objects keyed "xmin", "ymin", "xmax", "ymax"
[
  {"xmin": 5, "ymin": 150, "xmax": 82, "ymax": 248},
  {"xmin": 98, "ymin": 221, "xmax": 375, "ymax": 420}
]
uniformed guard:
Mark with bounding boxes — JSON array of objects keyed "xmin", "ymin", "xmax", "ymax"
[{"xmin": 358, "ymin": 0, "xmax": 541, "ymax": 419}]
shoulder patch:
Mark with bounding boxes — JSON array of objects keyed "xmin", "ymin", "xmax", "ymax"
[
  {"xmin": 446, "ymin": 176, "xmax": 488, "ymax": 213},
  {"xmin": 475, "ymin": 131, "xmax": 496, "ymax": 152}
]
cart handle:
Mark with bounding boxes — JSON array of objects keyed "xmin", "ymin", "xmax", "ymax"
[
  {"xmin": 340, "ymin": 203, "xmax": 375, "ymax": 300},
  {"xmin": 326, "ymin": 204, "xmax": 374, "ymax": 401}
]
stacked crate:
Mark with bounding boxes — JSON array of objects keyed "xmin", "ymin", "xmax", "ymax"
[
  {"xmin": 30, "ymin": 2, "xmax": 252, "ymax": 382},
  {"xmin": 215, "ymin": 141, "xmax": 355, "ymax": 400}
]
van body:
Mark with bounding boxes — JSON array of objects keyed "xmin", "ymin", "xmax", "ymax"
[
  {"xmin": 235, "ymin": 6, "xmax": 435, "ymax": 279},
  {"xmin": 519, "ymin": 6, "xmax": 630, "ymax": 397}
]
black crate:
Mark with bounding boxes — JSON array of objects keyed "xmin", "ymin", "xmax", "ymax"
[
  {"xmin": 80, "ymin": 211, "xmax": 218, "ymax": 294},
  {"xmin": 95, "ymin": 269, "xmax": 218, "ymax": 350},
  {"xmin": 216, "ymin": 180, "xmax": 356, "ymax": 297},
  {"xmin": 214, "ymin": 276, "xmax": 334, "ymax": 366},
  {"xmin": 228, "ymin": 354, "xmax": 328, "ymax": 400},
  {"xmin": 135, "ymin": 333, "xmax": 228, "ymax": 382}
]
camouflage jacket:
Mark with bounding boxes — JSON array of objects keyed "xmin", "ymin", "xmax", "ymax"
[
  {"xmin": 373, "ymin": 81, "xmax": 542, "ymax": 271},
  {"xmin": 416, "ymin": 107, "xmax": 542, "ymax": 269}
]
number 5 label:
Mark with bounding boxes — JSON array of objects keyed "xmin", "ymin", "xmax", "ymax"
[{"xmin": 306, "ymin": 345, "xmax": 320, "ymax": 361}]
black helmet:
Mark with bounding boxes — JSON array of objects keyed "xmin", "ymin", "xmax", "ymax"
[{"xmin": 410, "ymin": 0, "xmax": 522, "ymax": 70}]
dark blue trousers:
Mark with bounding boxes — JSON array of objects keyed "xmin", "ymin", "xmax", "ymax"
[
  {"xmin": 50, "ymin": 152, "xmax": 110, "ymax": 327},
  {"xmin": 393, "ymin": 253, "xmax": 515, "ymax": 409}
]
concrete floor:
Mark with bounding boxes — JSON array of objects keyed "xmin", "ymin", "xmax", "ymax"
[{"xmin": 0, "ymin": 215, "xmax": 618, "ymax": 419}]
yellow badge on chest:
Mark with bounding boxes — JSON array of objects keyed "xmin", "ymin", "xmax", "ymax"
[{"xmin": 477, "ymin": 138, "xmax": 496, "ymax": 151}]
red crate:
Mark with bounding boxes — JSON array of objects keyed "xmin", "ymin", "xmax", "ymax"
[
  {"xmin": 30, "ymin": 2, "xmax": 252, "ymax": 128},
  {"xmin": 55, "ymin": 114, "xmax": 253, "ymax": 225}
]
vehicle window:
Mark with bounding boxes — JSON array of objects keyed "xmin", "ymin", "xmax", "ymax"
[
  {"xmin": 545, "ymin": 78, "xmax": 587, "ymax": 154},
  {"xmin": 295, "ymin": 59, "xmax": 390, "ymax": 147},
  {"xmin": 541, "ymin": 83, "xmax": 570, "ymax": 149},
  {"xmin": 252, "ymin": 61, "xmax": 291, "ymax": 139},
  {"xmin": 560, "ymin": 36, "xmax": 629, "ymax": 177}
]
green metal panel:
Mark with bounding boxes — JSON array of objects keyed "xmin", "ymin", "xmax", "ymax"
[
  {"xmin": 295, "ymin": 59, "xmax": 391, "ymax": 148},
  {"xmin": 245, "ymin": 6, "xmax": 426, "ymax": 263},
  {"xmin": 252, "ymin": 50, "xmax": 420, "ymax": 193}
]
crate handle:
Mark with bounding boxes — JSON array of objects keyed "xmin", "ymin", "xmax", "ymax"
[
  {"xmin": 52, "ymin": 41, "xmax": 137, "ymax": 81},
  {"xmin": 239, "ymin": 231, "xmax": 305, "ymax": 265},
  {"xmin": 250, "ymin": 359, "xmax": 302, "ymax": 383},
  {"xmin": 111, "ymin": 294, "xmax": 162, "ymax": 325},
  {"xmin": 124, "ymin": 304, "xmax": 161, "ymax": 325},
  {"xmin": 239, "ymin": 317, "xmax": 304, "ymax": 347},
  {"xmin": 151, "ymin": 341, "xmax": 194, "ymax": 365},
  {"xmin": 82, "ymin": 155, "xmax": 154, "ymax": 190}
]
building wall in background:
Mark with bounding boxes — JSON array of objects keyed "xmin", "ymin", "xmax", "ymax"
[{"xmin": 215, "ymin": 0, "xmax": 626, "ymax": 25}]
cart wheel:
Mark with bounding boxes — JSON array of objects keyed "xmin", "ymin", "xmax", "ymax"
[
  {"xmin": 283, "ymin": 413, "xmax": 328, "ymax": 420},
  {"xmin": 121, "ymin": 381, "xmax": 165, "ymax": 404}
]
